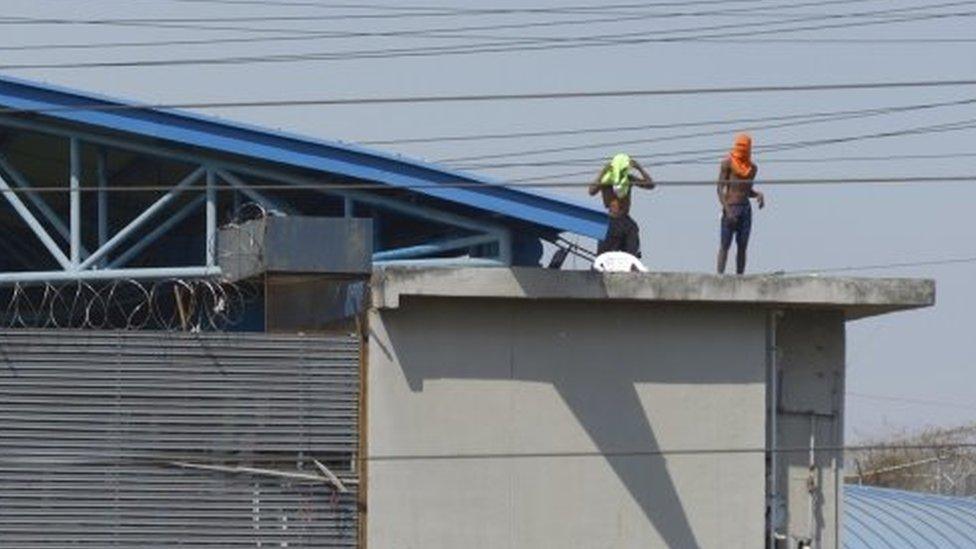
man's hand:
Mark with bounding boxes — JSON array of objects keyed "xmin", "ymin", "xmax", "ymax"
[{"xmin": 755, "ymin": 191, "xmax": 766, "ymax": 209}]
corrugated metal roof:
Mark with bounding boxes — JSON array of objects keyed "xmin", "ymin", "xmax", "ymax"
[
  {"xmin": 845, "ymin": 485, "xmax": 976, "ymax": 548},
  {"xmin": 0, "ymin": 75, "xmax": 607, "ymax": 239}
]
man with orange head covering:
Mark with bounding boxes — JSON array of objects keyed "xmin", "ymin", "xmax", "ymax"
[{"xmin": 716, "ymin": 133, "xmax": 766, "ymax": 274}]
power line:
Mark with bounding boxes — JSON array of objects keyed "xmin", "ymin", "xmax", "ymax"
[
  {"xmin": 847, "ymin": 391, "xmax": 976, "ymax": 410},
  {"xmin": 780, "ymin": 256, "xmax": 976, "ymax": 275},
  {"xmin": 455, "ymin": 118, "xmax": 976, "ymax": 170},
  {"xmin": 362, "ymin": 443, "xmax": 976, "ymax": 462},
  {"xmin": 508, "ymin": 118, "xmax": 976, "ymax": 181},
  {"xmin": 0, "ymin": 0, "xmax": 871, "ymax": 25},
  {"xmin": 0, "ymin": 175, "xmax": 969, "ymax": 195},
  {"xmin": 0, "ymin": 79, "xmax": 975, "ymax": 113},
  {"xmin": 0, "ymin": 1, "xmax": 967, "ymax": 68},
  {"xmin": 0, "ymin": 0, "xmax": 894, "ymax": 53},
  {"xmin": 360, "ymin": 98, "xmax": 976, "ymax": 145},
  {"xmin": 161, "ymin": 0, "xmax": 786, "ymax": 14},
  {"xmin": 437, "ymin": 97, "xmax": 976, "ymax": 164}
]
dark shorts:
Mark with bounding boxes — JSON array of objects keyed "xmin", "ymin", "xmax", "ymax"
[
  {"xmin": 720, "ymin": 203, "xmax": 752, "ymax": 250},
  {"xmin": 598, "ymin": 214, "xmax": 641, "ymax": 257}
]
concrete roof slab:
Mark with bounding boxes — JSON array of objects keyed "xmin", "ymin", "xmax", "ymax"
[{"xmin": 371, "ymin": 267, "xmax": 934, "ymax": 320}]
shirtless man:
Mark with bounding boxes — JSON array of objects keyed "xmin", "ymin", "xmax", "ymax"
[
  {"xmin": 717, "ymin": 134, "xmax": 765, "ymax": 274},
  {"xmin": 588, "ymin": 153, "xmax": 655, "ymax": 257}
]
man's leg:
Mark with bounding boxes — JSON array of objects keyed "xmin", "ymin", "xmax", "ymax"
[
  {"xmin": 622, "ymin": 216, "xmax": 641, "ymax": 258},
  {"xmin": 717, "ymin": 214, "xmax": 734, "ymax": 274},
  {"xmin": 599, "ymin": 216, "xmax": 625, "ymax": 254},
  {"xmin": 734, "ymin": 207, "xmax": 753, "ymax": 274}
]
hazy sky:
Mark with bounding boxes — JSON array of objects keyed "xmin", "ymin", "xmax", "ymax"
[{"xmin": 3, "ymin": 0, "xmax": 973, "ymax": 440}]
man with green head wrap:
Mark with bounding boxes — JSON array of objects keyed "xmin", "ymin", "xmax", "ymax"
[{"xmin": 588, "ymin": 153, "xmax": 655, "ymax": 257}]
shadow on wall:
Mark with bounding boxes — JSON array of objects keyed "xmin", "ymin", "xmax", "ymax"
[{"xmin": 373, "ymin": 296, "xmax": 765, "ymax": 549}]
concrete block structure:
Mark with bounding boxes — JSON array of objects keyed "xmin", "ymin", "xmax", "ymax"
[{"xmin": 365, "ymin": 268, "xmax": 934, "ymax": 548}]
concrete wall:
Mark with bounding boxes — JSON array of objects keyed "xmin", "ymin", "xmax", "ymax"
[
  {"xmin": 367, "ymin": 297, "xmax": 768, "ymax": 549},
  {"xmin": 775, "ymin": 311, "xmax": 846, "ymax": 548}
]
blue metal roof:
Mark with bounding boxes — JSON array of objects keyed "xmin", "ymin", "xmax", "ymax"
[
  {"xmin": 845, "ymin": 485, "xmax": 976, "ymax": 548},
  {"xmin": 0, "ymin": 74, "xmax": 607, "ymax": 239}
]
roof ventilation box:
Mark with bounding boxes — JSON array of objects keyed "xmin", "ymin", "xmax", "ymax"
[{"xmin": 219, "ymin": 216, "xmax": 373, "ymax": 282}]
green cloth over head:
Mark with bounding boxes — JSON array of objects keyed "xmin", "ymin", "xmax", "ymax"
[{"xmin": 600, "ymin": 153, "xmax": 632, "ymax": 198}]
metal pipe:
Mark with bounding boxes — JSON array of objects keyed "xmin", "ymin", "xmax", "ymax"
[
  {"xmin": 0, "ymin": 265, "xmax": 220, "ymax": 285},
  {"xmin": 69, "ymin": 137, "xmax": 81, "ymax": 268},
  {"xmin": 809, "ymin": 415, "xmax": 817, "ymax": 548},
  {"xmin": 767, "ymin": 310, "xmax": 781, "ymax": 548},
  {"xmin": 77, "ymin": 166, "xmax": 205, "ymax": 271},
  {"xmin": 0, "ymin": 173, "xmax": 71, "ymax": 269},
  {"xmin": 206, "ymin": 169, "xmax": 216, "ymax": 267},
  {"xmin": 109, "ymin": 195, "xmax": 206, "ymax": 269},
  {"xmin": 373, "ymin": 258, "xmax": 505, "ymax": 268},
  {"xmin": 372, "ymin": 234, "xmax": 498, "ymax": 261}
]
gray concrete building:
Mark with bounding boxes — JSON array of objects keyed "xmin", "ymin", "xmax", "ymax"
[
  {"xmin": 365, "ymin": 268, "xmax": 934, "ymax": 549},
  {"xmin": 0, "ymin": 75, "xmax": 938, "ymax": 548}
]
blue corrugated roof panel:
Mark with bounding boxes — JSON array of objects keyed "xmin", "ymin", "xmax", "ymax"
[
  {"xmin": 845, "ymin": 485, "xmax": 976, "ymax": 548},
  {"xmin": 0, "ymin": 75, "xmax": 608, "ymax": 239}
]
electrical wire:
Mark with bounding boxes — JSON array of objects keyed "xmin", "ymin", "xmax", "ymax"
[
  {"xmin": 437, "ymin": 97, "xmax": 976, "ymax": 164},
  {"xmin": 362, "ymin": 443, "xmax": 976, "ymax": 461},
  {"xmin": 847, "ymin": 391, "xmax": 976, "ymax": 410},
  {"xmin": 509, "ymin": 118, "xmax": 976, "ymax": 181},
  {"xmin": 0, "ymin": 175, "xmax": 970, "ymax": 195},
  {"xmin": 0, "ymin": 0, "xmax": 874, "ymax": 24},
  {"xmin": 359, "ymin": 98, "xmax": 976, "ymax": 145},
  {"xmin": 0, "ymin": 1, "xmax": 968, "ymax": 68},
  {"xmin": 454, "ymin": 118, "xmax": 976, "ymax": 170},
  {"xmin": 779, "ymin": 256, "xmax": 976, "ymax": 275},
  {"xmin": 0, "ymin": 0, "xmax": 893, "ymax": 53},
  {"xmin": 0, "ymin": 79, "xmax": 974, "ymax": 113}
]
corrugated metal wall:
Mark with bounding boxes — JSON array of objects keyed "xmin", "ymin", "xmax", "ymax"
[{"xmin": 0, "ymin": 330, "xmax": 360, "ymax": 548}]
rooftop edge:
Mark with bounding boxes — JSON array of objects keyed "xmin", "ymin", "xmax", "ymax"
[{"xmin": 370, "ymin": 267, "xmax": 935, "ymax": 320}]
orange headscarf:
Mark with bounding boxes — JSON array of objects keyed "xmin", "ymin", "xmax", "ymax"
[{"xmin": 728, "ymin": 133, "xmax": 754, "ymax": 178}]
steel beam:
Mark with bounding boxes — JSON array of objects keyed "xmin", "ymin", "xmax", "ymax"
[
  {"xmin": 206, "ymin": 169, "xmax": 216, "ymax": 268},
  {"xmin": 0, "ymin": 116, "xmax": 510, "ymax": 235},
  {"xmin": 78, "ymin": 166, "xmax": 205, "ymax": 271},
  {"xmin": 109, "ymin": 194, "xmax": 206, "ymax": 269},
  {"xmin": 215, "ymin": 169, "xmax": 289, "ymax": 215},
  {"xmin": 0, "ymin": 173, "xmax": 71, "ymax": 269},
  {"xmin": 344, "ymin": 197, "xmax": 354, "ymax": 218},
  {"xmin": 0, "ymin": 266, "xmax": 221, "ymax": 285},
  {"xmin": 372, "ymin": 234, "xmax": 498, "ymax": 262},
  {"xmin": 69, "ymin": 137, "xmax": 81, "ymax": 268},
  {"xmin": 0, "ymin": 116, "xmax": 516, "ymax": 263},
  {"xmin": 0, "ymin": 152, "xmax": 89, "ymax": 260}
]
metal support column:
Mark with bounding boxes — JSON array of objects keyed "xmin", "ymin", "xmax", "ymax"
[
  {"xmin": 344, "ymin": 197, "xmax": 354, "ymax": 218},
  {"xmin": 69, "ymin": 138, "xmax": 81, "ymax": 268},
  {"xmin": 206, "ymin": 169, "xmax": 216, "ymax": 267},
  {"xmin": 96, "ymin": 148, "xmax": 109, "ymax": 259}
]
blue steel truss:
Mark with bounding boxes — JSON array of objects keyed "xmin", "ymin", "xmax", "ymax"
[{"xmin": 0, "ymin": 75, "xmax": 607, "ymax": 284}]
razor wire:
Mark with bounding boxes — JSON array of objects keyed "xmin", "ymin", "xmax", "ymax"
[{"xmin": 0, "ymin": 278, "xmax": 258, "ymax": 331}]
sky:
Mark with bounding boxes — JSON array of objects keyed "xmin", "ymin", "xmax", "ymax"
[{"xmin": 1, "ymin": 0, "xmax": 973, "ymax": 440}]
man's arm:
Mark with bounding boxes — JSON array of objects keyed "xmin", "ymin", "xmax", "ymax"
[
  {"xmin": 630, "ymin": 159, "xmax": 655, "ymax": 189},
  {"xmin": 747, "ymin": 166, "xmax": 765, "ymax": 208},
  {"xmin": 589, "ymin": 164, "xmax": 609, "ymax": 196},
  {"xmin": 717, "ymin": 162, "xmax": 730, "ymax": 213}
]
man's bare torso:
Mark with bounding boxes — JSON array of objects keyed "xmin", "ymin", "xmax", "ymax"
[{"xmin": 719, "ymin": 158, "xmax": 757, "ymax": 205}]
